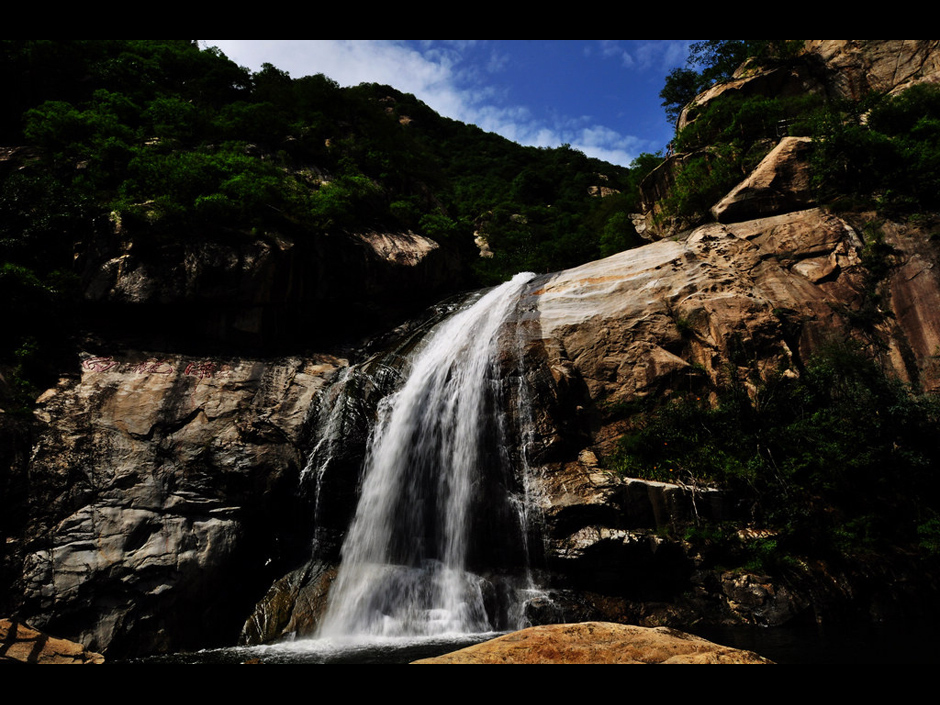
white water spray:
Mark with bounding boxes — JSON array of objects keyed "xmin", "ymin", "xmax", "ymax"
[{"xmin": 317, "ymin": 273, "xmax": 538, "ymax": 640}]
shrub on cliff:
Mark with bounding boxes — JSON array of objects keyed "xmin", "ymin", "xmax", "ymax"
[
  {"xmin": 660, "ymin": 40, "xmax": 806, "ymax": 125},
  {"xmin": 811, "ymin": 84, "xmax": 940, "ymax": 213},
  {"xmin": 655, "ymin": 88, "xmax": 823, "ymax": 226},
  {"xmin": 607, "ymin": 341, "xmax": 940, "ymax": 565}
]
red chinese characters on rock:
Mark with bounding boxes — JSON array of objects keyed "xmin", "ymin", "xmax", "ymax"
[
  {"xmin": 184, "ymin": 361, "xmax": 217, "ymax": 379},
  {"xmin": 82, "ymin": 357, "xmax": 119, "ymax": 373},
  {"xmin": 82, "ymin": 357, "xmax": 232, "ymax": 380},
  {"xmin": 134, "ymin": 360, "xmax": 175, "ymax": 376}
]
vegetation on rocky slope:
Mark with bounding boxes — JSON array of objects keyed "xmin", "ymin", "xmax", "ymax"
[
  {"xmin": 660, "ymin": 40, "xmax": 807, "ymax": 123},
  {"xmin": 0, "ymin": 40, "xmax": 651, "ymax": 410},
  {"xmin": 611, "ymin": 40, "xmax": 940, "ymax": 585},
  {"xmin": 607, "ymin": 341, "xmax": 940, "ymax": 570},
  {"xmin": 810, "ymin": 83, "xmax": 940, "ymax": 213},
  {"xmin": 656, "ymin": 41, "xmax": 940, "ymax": 227}
]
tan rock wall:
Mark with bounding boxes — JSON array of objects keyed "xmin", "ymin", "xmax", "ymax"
[
  {"xmin": 1, "ymin": 619, "xmax": 104, "ymax": 664},
  {"xmin": 413, "ymin": 622, "xmax": 773, "ymax": 664}
]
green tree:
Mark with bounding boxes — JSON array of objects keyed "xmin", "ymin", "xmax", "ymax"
[
  {"xmin": 689, "ymin": 40, "xmax": 805, "ymax": 84},
  {"xmin": 661, "ymin": 41, "xmax": 806, "ymax": 127},
  {"xmin": 811, "ymin": 84, "xmax": 940, "ymax": 212},
  {"xmin": 607, "ymin": 340, "xmax": 940, "ymax": 562},
  {"xmin": 661, "ymin": 67, "xmax": 702, "ymax": 125}
]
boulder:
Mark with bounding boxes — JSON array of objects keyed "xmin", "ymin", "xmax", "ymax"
[
  {"xmin": 412, "ymin": 622, "xmax": 773, "ymax": 664},
  {"xmin": 0, "ymin": 619, "xmax": 104, "ymax": 664},
  {"xmin": 238, "ymin": 562, "xmax": 336, "ymax": 646},
  {"xmin": 718, "ymin": 572, "xmax": 806, "ymax": 627},
  {"xmin": 711, "ymin": 136, "xmax": 816, "ymax": 223}
]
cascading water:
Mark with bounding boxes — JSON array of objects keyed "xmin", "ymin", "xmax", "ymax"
[{"xmin": 315, "ymin": 272, "xmax": 541, "ymax": 641}]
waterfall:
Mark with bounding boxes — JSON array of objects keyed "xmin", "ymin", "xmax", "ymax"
[{"xmin": 316, "ymin": 272, "xmax": 539, "ymax": 640}]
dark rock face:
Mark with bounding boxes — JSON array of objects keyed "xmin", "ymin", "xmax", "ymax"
[
  {"xmin": 238, "ymin": 562, "xmax": 337, "ymax": 647},
  {"xmin": 78, "ymin": 226, "xmax": 467, "ymax": 353},
  {"xmin": 0, "ymin": 414, "xmax": 31, "ymax": 616}
]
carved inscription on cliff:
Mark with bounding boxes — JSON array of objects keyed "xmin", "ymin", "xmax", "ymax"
[{"xmin": 81, "ymin": 356, "xmax": 233, "ymax": 380}]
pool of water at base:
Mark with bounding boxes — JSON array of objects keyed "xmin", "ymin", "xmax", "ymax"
[
  {"xmin": 121, "ymin": 619, "xmax": 940, "ymax": 664},
  {"xmin": 122, "ymin": 633, "xmax": 502, "ymax": 665}
]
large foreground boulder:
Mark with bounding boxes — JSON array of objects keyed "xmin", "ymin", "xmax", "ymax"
[{"xmin": 412, "ymin": 622, "xmax": 773, "ymax": 664}]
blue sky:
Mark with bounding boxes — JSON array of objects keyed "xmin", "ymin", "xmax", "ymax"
[{"xmin": 201, "ymin": 40, "xmax": 695, "ymax": 167}]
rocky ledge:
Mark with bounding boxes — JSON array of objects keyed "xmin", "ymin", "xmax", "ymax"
[{"xmin": 1, "ymin": 619, "xmax": 104, "ymax": 665}]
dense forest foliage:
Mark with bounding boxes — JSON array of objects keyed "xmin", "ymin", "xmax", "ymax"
[
  {"xmin": 0, "ymin": 41, "xmax": 648, "ymax": 275},
  {"xmin": 0, "ymin": 40, "xmax": 654, "ymax": 407}
]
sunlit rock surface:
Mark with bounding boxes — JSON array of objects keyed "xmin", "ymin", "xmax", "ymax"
[
  {"xmin": 711, "ymin": 136, "xmax": 816, "ymax": 223},
  {"xmin": 1, "ymin": 619, "xmax": 104, "ymax": 664},
  {"xmin": 412, "ymin": 622, "xmax": 773, "ymax": 664}
]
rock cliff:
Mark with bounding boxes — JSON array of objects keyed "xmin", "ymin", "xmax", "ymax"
[
  {"xmin": 644, "ymin": 40, "xmax": 940, "ymax": 240},
  {"xmin": 516, "ymin": 205, "xmax": 940, "ymax": 626},
  {"xmin": 6, "ymin": 352, "xmax": 344, "ymax": 655},
  {"xmin": 678, "ymin": 40, "xmax": 940, "ymax": 136},
  {"xmin": 4, "ymin": 39, "xmax": 940, "ymax": 659}
]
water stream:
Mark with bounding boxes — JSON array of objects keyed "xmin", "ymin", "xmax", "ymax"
[{"xmin": 313, "ymin": 272, "xmax": 542, "ymax": 641}]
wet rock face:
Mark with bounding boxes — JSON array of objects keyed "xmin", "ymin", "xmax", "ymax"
[{"xmin": 10, "ymin": 352, "xmax": 344, "ymax": 657}]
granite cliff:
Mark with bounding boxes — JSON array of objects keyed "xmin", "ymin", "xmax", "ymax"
[{"xmin": 3, "ymin": 40, "xmax": 940, "ymax": 659}]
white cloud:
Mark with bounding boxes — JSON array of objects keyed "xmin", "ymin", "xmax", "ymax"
[
  {"xmin": 570, "ymin": 125, "xmax": 647, "ymax": 167},
  {"xmin": 593, "ymin": 40, "xmax": 693, "ymax": 72}
]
